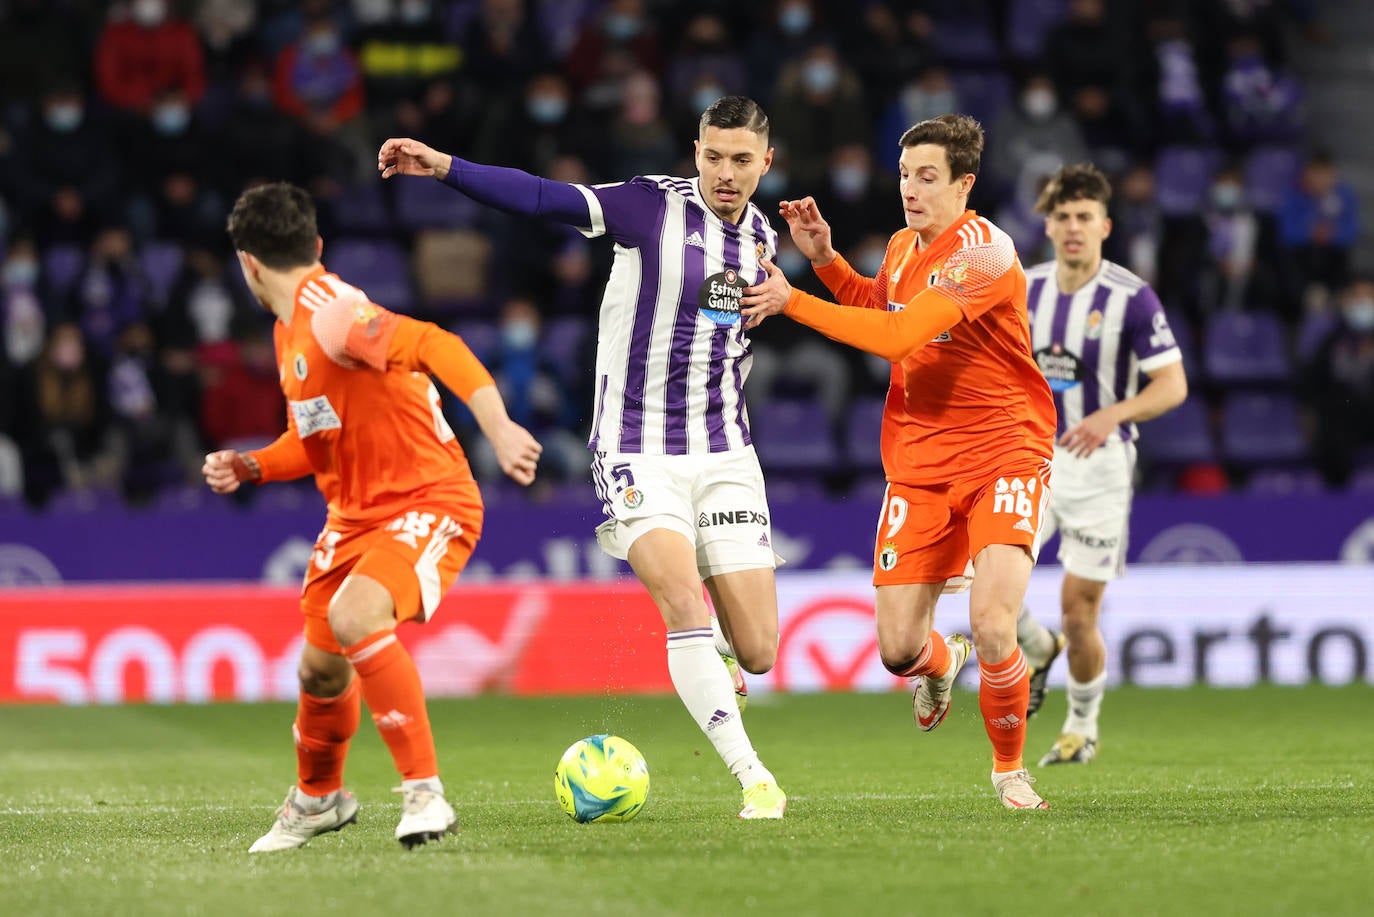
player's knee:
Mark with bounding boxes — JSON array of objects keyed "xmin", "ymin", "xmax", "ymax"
[
  {"xmin": 881, "ymin": 653, "xmax": 920, "ymax": 677},
  {"xmin": 736, "ymin": 642, "xmax": 776, "ymax": 675},
  {"xmin": 650, "ymin": 582, "xmax": 709, "ymax": 629},
  {"xmin": 298, "ymin": 663, "xmax": 349, "ymax": 697},
  {"xmin": 327, "ymin": 600, "xmax": 391, "ymax": 649}
]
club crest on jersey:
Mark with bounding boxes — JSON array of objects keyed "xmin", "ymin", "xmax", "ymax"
[
  {"xmin": 622, "ymin": 487, "xmax": 645, "ymax": 509},
  {"xmin": 293, "ymin": 353, "xmax": 308, "ymax": 380},
  {"xmin": 698, "ymin": 268, "xmax": 746, "ymax": 326},
  {"xmin": 352, "ymin": 301, "xmax": 383, "ymax": 337},
  {"xmin": 1085, "ymin": 309, "xmax": 1104, "ymax": 340},
  {"xmin": 879, "ymin": 542, "xmax": 899, "ymax": 572},
  {"xmin": 756, "ymin": 242, "xmax": 767, "ymax": 260},
  {"xmin": 936, "ymin": 260, "xmax": 969, "ymax": 292}
]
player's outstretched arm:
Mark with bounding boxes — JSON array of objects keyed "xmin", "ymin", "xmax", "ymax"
[
  {"xmin": 466, "ymin": 386, "xmax": 543, "ymax": 486},
  {"xmin": 378, "ymin": 136, "xmax": 593, "ymax": 228},
  {"xmin": 202, "ymin": 450, "xmax": 260, "ymax": 495}
]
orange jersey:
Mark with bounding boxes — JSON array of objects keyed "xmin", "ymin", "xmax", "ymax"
[
  {"xmin": 247, "ymin": 266, "xmax": 494, "ymax": 527},
  {"xmin": 800, "ymin": 211, "xmax": 1056, "ymax": 486}
]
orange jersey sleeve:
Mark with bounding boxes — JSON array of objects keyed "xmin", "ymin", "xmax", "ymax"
[
  {"xmin": 247, "ymin": 427, "xmax": 313, "ymax": 483},
  {"xmin": 920, "ymin": 230, "xmax": 1018, "ymax": 323},
  {"xmin": 784, "ymin": 287, "xmax": 962, "ymax": 362}
]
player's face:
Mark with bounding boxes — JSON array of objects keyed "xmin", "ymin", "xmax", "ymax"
[
  {"xmin": 695, "ymin": 126, "xmax": 774, "ymax": 225},
  {"xmin": 898, "ymin": 144, "xmax": 975, "ymax": 240},
  {"xmin": 1045, "ymin": 199, "xmax": 1111, "ymax": 269}
]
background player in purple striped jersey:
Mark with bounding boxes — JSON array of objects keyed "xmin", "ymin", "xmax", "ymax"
[
  {"xmin": 377, "ymin": 97, "xmax": 787, "ymax": 818},
  {"xmin": 1016, "ymin": 164, "xmax": 1188, "ymax": 765}
]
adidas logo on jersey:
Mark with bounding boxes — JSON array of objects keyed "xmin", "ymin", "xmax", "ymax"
[
  {"xmin": 684, "ymin": 231, "xmax": 706, "ymax": 249},
  {"xmin": 1013, "ymin": 518, "xmax": 1035, "ymax": 533}
]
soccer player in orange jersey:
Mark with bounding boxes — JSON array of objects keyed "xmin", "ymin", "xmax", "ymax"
[
  {"xmin": 202, "ymin": 183, "xmax": 542, "ymax": 851},
  {"xmin": 741, "ymin": 115, "xmax": 1057, "ymax": 810}
]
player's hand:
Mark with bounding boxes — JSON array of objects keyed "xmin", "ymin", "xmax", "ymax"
[
  {"xmin": 202, "ymin": 450, "xmax": 260, "ymax": 495},
  {"xmin": 740, "ymin": 258, "xmax": 793, "ymax": 330},
  {"xmin": 377, "ymin": 138, "xmax": 453, "ymax": 181},
  {"xmin": 491, "ymin": 421, "xmax": 543, "ymax": 487},
  {"xmin": 1058, "ymin": 410, "xmax": 1118, "ymax": 458},
  {"xmin": 779, "ymin": 197, "xmax": 837, "ymax": 267}
]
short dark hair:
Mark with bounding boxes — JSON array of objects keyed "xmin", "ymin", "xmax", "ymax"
[
  {"xmin": 1034, "ymin": 163, "xmax": 1112, "ymax": 215},
  {"xmin": 699, "ymin": 95, "xmax": 769, "ymax": 141},
  {"xmin": 226, "ymin": 182, "xmax": 319, "ymax": 269},
  {"xmin": 898, "ymin": 114, "xmax": 983, "ymax": 179}
]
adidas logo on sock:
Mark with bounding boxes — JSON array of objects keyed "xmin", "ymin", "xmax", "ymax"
[
  {"xmin": 685, "ymin": 231, "xmax": 706, "ymax": 249},
  {"xmin": 706, "ymin": 708, "xmax": 733, "ymax": 730},
  {"xmin": 990, "ymin": 713, "xmax": 1023, "ymax": 730},
  {"xmin": 373, "ymin": 709, "xmax": 413, "ymax": 730}
]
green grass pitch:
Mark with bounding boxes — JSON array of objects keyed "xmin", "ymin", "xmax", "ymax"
[{"xmin": 2, "ymin": 685, "xmax": 1371, "ymax": 916}]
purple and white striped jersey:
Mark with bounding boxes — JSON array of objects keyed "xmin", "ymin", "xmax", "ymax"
[
  {"xmin": 1026, "ymin": 259, "xmax": 1182, "ymax": 441},
  {"xmin": 570, "ymin": 175, "xmax": 778, "ymax": 455}
]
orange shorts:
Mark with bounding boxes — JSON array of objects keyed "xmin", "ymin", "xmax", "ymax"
[
  {"xmin": 872, "ymin": 461, "xmax": 1051, "ymax": 588},
  {"xmin": 300, "ymin": 503, "xmax": 482, "ymax": 654}
]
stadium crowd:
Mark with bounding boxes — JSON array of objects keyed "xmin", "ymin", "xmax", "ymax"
[{"xmin": 0, "ymin": 0, "xmax": 1360, "ymax": 508}]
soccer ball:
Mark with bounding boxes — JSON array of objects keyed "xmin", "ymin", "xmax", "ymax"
[{"xmin": 554, "ymin": 734, "xmax": 650, "ymax": 823}]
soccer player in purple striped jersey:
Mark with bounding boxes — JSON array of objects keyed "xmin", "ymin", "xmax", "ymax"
[
  {"xmin": 1015, "ymin": 164, "xmax": 1188, "ymax": 766},
  {"xmin": 377, "ymin": 97, "xmax": 787, "ymax": 818}
]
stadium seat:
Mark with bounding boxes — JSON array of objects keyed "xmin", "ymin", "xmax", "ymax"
[
  {"xmin": 753, "ymin": 398, "xmax": 839, "ymax": 474},
  {"xmin": 1136, "ymin": 397, "xmax": 1216, "ymax": 465},
  {"xmin": 331, "ymin": 181, "xmax": 392, "ymax": 235},
  {"xmin": 42, "ymin": 243, "xmax": 85, "ymax": 299},
  {"xmin": 1243, "ymin": 145, "xmax": 1302, "ymax": 214},
  {"xmin": 1154, "ymin": 146, "xmax": 1221, "ymax": 216},
  {"xmin": 1220, "ymin": 392, "xmax": 1308, "ymax": 465},
  {"xmin": 949, "ymin": 70, "xmax": 1013, "ymax": 128},
  {"xmin": 844, "ymin": 396, "xmax": 885, "ymax": 473},
  {"xmin": 450, "ymin": 319, "xmax": 499, "ymax": 362},
  {"xmin": 393, "ymin": 175, "xmax": 478, "ymax": 231},
  {"xmin": 139, "ymin": 240, "xmax": 184, "ymax": 306},
  {"xmin": 539, "ymin": 315, "xmax": 591, "ymax": 384},
  {"xmin": 1202, "ymin": 311, "xmax": 1291, "ymax": 384},
  {"xmin": 1295, "ymin": 310, "xmax": 1338, "ymax": 362},
  {"xmin": 325, "ymin": 238, "xmax": 413, "ymax": 309},
  {"xmin": 930, "ymin": 14, "xmax": 1000, "ymax": 66},
  {"xmin": 1007, "ymin": 0, "xmax": 1070, "ymax": 60}
]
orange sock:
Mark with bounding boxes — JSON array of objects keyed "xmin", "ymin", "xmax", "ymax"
[
  {"xmin": 345, "ymin": 630, "xmax": 438, "ymax": 781},
  {"xmin": 978, "ymin": 647, "xmax": 1030, "ymax": 773},
  {"xmin": 294, "ymin": 678, "xmax": 360, "ymax": 796},
  {"xmin": 888, "ymin": 630, "xmax": 951, "ymax": 679}
]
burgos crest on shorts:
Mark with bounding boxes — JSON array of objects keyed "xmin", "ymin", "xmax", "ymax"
[
  {"xmin": 879, "ymin": 541, "xmax": 899, "ymax": 571},
  {"xmin": 622, "ymin": 487, "xmax": 644, "ymax": 509}
]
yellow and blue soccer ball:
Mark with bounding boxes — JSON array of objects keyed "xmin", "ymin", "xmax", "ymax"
[{"xmin": 554, "ymin": 734, "xmax": 650, "ymax": 823}]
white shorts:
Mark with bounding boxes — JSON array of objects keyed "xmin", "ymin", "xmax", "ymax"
[
  {"xmin": 591, "ymin": 446, "xmax": 781, "ymax": 578},
  {"xmin": 1042, "ymin": 438, "xmax": 1136, "ymax": 582}
]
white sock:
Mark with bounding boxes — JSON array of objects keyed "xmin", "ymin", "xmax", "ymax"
[
  {"xmin": 1016, "ymin": 604, "xmax": 1056, "ymax": 668},
  {"xmin": 1063, "ymin": 671, "xmax": 1107, "ymax": 740},
  {"xmin": 401, "ymin": 776, "xmax": 443, "ymax": 795},
  {"xmin": 709, "ymin": 615, "xmax": 734, "ymax": 658},
  {"xmin": 667, "ymin": 628, "xmax": 773, "ymax": 788}
]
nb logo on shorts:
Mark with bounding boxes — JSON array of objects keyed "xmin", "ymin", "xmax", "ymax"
[{"xmin": 993, "ymin": 477, "xmax": 1037, "ymax": 519}]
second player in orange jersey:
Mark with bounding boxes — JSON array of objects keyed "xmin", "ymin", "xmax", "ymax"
[
  {"xmin": 203, "ymin": 182, "xmax": 542, "ymax": 851},
  {"xmin": 742, "ymin": 114, "xmax": 1056, "ymax": 810}
]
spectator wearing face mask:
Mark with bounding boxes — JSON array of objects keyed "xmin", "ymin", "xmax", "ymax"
[
  {"xmin": 564, "ymin": 0, "xmax": 663, "ymax": 96},
  {"xmin": 116, "ymin": 86, "xmax": 223, "ymax": 242},
  {"xmin": 878, "ymin": 66, "xmax": 959, "ymax": 167},
  {"xmin": 816, "ymin": 144, "xmax": 891, "ymax": 253},
  {"xmin": 668, "ymin": 14, "xmax": 747, "ymax": 130},
  {"xmin": 770, "ymin": 43, "xmax": 870, "ymax": 189},
  {"xmin": 1280, "ymin": 150, "xmax": 1360, "ymax": 310},
  {"xmin": 94, "ymin": 0, "xmax": 206, "ymax": 116},
  {"xmin": 472, "ymin": 72, "xmax": 598, "ymax": 176},
  {"xmin": 1302, "ymin": 277, "xmax": 1374, "ymax": 488},
  {"xmin": 1199, "ymin": 166, "xmax": 1265, "ymax": 314},
  {"xmin": 745, "ymin": 0, "xmax": 828, "ymax": 107},
  {"xmin": 274, "ymin": 15, "xmax": 371, "ymax": 188},
  {"xmin": 9, "ymin": 83, "xmax": 121, "ymax": 248}
]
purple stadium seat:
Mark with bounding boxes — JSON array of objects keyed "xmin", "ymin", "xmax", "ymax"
[
  {"xmin": 844, "ymin": 396, "xmax": 885, "ymax": 472},
  {"xmin": 754, "ymin": 398, "xmax": 839, "ymax": 474},
  {"xmin": 42, "ymin": 243, "xmax": 85, "ymax": 298},
  {"xmin": 539, "ymin": 315, "xmax": 591, "ymax": 383},
  {"xmin": 1220, "ymin": 393, "xmax": 1307, "ymax": 465},
  {"xmin": 949, "ymin": 71, "xmax": 1013, "ymax": 128},
  {"xmin": 1295, "ymin": 310, "xmax": 1337, "ymax": 362},
  {"xmin": 1154, "ymin": 146, "xmax": 1221, "ymax": 216},
  {"xmin": 1203, "ymin": 311, "xmax": 1291, "ymax": 384},
  {"xmin": 393, "ymin": 175, "xmax": 478, "ymax": 231},
  {"xmin": 931, "ymin": 18, "xmax": 1001, "ymax": 66},
  {"xmin": 331, "ymin": 181, "xmax": 392, "ymax": 235},
  {"xmin": 324, "ymin": 238, "xmax": 413, "ymax": 309},
  {"xmin": 1243, "ymin": 145, "xmax": 1302, "ymax": 214},
  {"xmin": 1136, "ymin": 397, "xmax": 1216, "ymax": 465},
  {"xmin": 450, "ymin": 319, "xmax": 499, "ymax": 362},
  {"xmin": 1007, "ymin": 0, "xmax": 1070, "ymax": 60},
  {"xmin": 139, "ymin": 241, "xmax": 184, "ymax": 306}
]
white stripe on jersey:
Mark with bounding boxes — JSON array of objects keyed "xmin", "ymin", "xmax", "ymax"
[
  {"xmin": 591, "ymin": 244, "xmax": 642, "ymax": 446},
  {"xmin": 638, "ymin": 190, "xmax": 688, "ymax": 451},
  {"xmin": 574, "ymin": 184, "xmax": 608, "ymax": 237}
]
